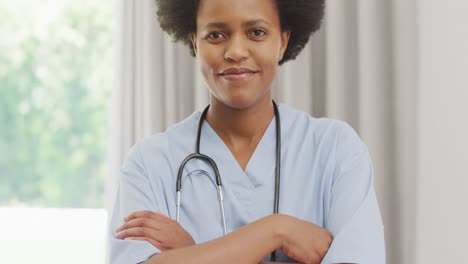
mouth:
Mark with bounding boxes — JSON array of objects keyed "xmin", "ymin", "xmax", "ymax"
[{"xmin": 219, "ymin": 67, "xmax": 259, "ymax": 81}]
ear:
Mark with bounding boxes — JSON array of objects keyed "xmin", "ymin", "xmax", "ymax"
[
  {"xmin": 278, "ymin": 31, "xmax": 291, "ymax": 61},
  {"xmin": 191, "ymin": 33, "xmax": 198, "ymax": 56}
]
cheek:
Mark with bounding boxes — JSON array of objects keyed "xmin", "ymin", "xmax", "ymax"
[
  {"xmin": 257, "ymin": 49, "xmax": 279, "ymax": 78},
  {"xmin": 198, "ymin": 45, "xmax": 221, "ymax": 79},
  {"xmin": 255, "ymin": 39, "xmax": 281, "ymax": 69}
]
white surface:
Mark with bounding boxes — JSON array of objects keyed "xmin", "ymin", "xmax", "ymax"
[{"xmin": 0, "ymin": 208, "xmax": 107, "ymax": 264}]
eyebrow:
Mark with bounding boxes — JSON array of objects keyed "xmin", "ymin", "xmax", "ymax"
[{"xmin": 203, "ymin": 19, "xmax": 273, "ymax": 30}]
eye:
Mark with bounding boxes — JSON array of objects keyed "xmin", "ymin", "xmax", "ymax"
[
  {"xmin": 205, "ymin": 31, "xmax": 225, "ymax": 41},
  {"xmin": 250, "ymin": 29, "xmax": 267, "ymax": 38}
]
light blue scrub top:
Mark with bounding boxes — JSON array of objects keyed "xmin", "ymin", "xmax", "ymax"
[{"xmin": 108, "ymin": 104, "xmax": 385, "ymax": 264}]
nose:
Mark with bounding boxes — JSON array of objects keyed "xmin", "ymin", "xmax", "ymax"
[{"xmin": 224, "ymin": 34, "xmax": 248, "ymax": 63}]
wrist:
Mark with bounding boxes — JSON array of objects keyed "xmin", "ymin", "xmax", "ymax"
[{"xmin": 268, "ymin": 214, "xmax": 291, "ymax": 250}]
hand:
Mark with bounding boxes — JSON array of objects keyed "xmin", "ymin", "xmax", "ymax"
[
  {"xmin": 278, "ymin": 214, "xmax": 333, "ymax": 264},
  {"xmin": 115, "ymin": 210, "xmax": 196, "ymax": 251}
]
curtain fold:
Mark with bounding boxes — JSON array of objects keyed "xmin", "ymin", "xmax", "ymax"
[{"xmin": 107, "ymin": 1, "xmax": 420, "ymax": 263}]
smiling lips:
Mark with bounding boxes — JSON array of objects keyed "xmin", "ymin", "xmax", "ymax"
[{"xmin": 219, "ymin": 67, "xmax": 259, "ymax": 81}]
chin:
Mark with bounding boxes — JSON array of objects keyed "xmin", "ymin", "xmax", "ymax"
[
  {"xmin": 225, "ymin": 100, "xmax": 256, "ymax": 110},
  {"xmin": 208, "ymin": 82, "xmax": 272, "ymax": 110},
  {"xmin": 215, "ymin": 92, "xmax": 269, "ymax": 111}
]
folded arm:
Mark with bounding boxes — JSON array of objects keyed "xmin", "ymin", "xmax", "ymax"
[{"xmin": 143, "ymin": 214, "xmax": 283, "ymax": 264}]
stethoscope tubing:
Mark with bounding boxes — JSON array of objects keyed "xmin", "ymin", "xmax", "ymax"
[
  {"xmin": 176, "ymin": 152, "xmax": 227, "ymax": 235},
  {"xmin": 176, "ymin": 100, "xmax": 281, "ymax": 261}
]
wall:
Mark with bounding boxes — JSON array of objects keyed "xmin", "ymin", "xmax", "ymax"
[{"xmin": 417, "ymin": 0, "xmax": 468, "ymax": 262}]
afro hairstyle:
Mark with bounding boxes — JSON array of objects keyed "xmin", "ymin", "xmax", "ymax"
[{"xmin": 155, "ymin": 0, "xmax": 325, "ymax": 65}]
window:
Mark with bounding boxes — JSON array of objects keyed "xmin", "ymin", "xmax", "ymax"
[{"xmin": 0, "ymin": 0, "xmax": 113, "ymax": 263}]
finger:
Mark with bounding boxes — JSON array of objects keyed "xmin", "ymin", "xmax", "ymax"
[
  {"xmin": 116, "ymin": 217, "xmax": 162, "ymax": 233},
  {"xmin": 124, "ymin": 210, "xmax": 172, "ymax": 223},
  {"xmin": 115, "ymin": 227, "xmax": 160, "ymax": 241},
  {"xmin": 124, "ymin": 236, "xmax": 166, "ymax": 251},
  {"xmin": 124, "ymin": 210, "xmax": 168, "ymax": 221}
]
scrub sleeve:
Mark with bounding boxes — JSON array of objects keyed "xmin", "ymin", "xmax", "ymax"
[
  {"xmin": 108, "ymin": 140, "xmax": 164, "ymax": 264},
  {"xmin": 321, "ymin": 123, "xmax": 385, "ymax": 263}
]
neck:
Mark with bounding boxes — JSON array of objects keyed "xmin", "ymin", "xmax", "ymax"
[{"xmin": 205, "ymin": 96, "xmax": 275, "ymax": 144}]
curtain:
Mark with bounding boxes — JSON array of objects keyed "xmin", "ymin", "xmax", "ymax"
[{"xmin": 107, "ymin": 0, "xmax": 422, "ymax": 263}]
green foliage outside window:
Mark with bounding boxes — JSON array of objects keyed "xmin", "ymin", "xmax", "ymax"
[{"xmin": 0, "ymin": 0, "xmax": 112, "ymax": 208}]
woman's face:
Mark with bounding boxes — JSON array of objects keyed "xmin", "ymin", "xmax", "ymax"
[{"xmin": 192, "ymin": 0, "xmax": 290, "ymax": 109}]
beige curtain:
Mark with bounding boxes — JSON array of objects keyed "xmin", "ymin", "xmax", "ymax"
[{"xmin": 108, "ymin": 0, "xmax": 468, "ymax": 263}]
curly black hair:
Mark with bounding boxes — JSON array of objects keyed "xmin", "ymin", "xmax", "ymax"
[{"xmin": 155, "ymin": 0, "xmax": 325, "ymax": 65}]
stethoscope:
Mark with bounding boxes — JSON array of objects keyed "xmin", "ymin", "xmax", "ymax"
[{"xmin": 176, "ymin": 100, "xmax": 281, "ymax": 261}]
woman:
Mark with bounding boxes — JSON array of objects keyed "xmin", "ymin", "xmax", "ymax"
[{"xmin": 109, "ymin": 0, "xmax": 385, "ymax": 263}]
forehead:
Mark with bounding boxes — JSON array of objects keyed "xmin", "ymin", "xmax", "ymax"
[{"xmin": 196, "ymin": 0, "xmax": 280, "ymax": 28}]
